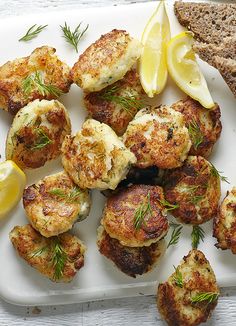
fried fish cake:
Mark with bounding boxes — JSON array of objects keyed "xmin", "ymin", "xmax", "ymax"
[
  {"xmin": 71, "ymin": 29, "xmax": 142, "ymax": 92},
  {"xmin": 157, "ymin": 249, "xmax": 219, "ymax": 326},
  {"xmin": 97, "ymin": 226, "xmax": 165, "ymax": 278},
  {"xmin": 23, "ymin": 171, "xmax": 91, "ymax": 237},
  {"xmin": 0, "ymin": 46, "xmax": 72, "ymax": 115},
  {"xmin": 6, "ymin": 99, "xmax": 71, "ymax": 170},
  {"xmin": 61, "ymin": 119, "xmax": 136, "ymax": 190},
  {"xmin": 84, "ymin": 69, "xmax": 145, "ymax": 136},
  {"xmin": 123, "ymin": 106, "xmax": 191, "ymax": 169},
  {"xmin": 163, "ymin": 156, "xmax": 221, "ymax": 225},
  {"xmin": 101, "ymin": 184, "xmax": 169, "ymax": 247},
  {"xmin": 171, "ymin": 97, "xmax": 222, "ymax": 158},
  {"xmin": 213, "ymin": 187, "xmax": 236, "ymax": 254},
  {"xmin": 9, "ymin": 224, "xmax": 86, "ymax": 283}
]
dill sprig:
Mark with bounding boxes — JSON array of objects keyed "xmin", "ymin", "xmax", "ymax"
[
  {"xmin": 191, "ymin": 195, "xmax": 204, "ymax": 205},
  {"xmin": 51, "ymin": 238, "xmax": 67, "ymax": 281},
  {"xmin": 134, "ymin": 192, "xmax": 152, "ymax": 230},
  {"xmin": 188, "ymin": 119, "xmax": 204, "ymax": 150},
  {"xmin": 191, "ymin": 225, "xmax": 205, "ymax": 249},
  {"xmin": 210, "ymin": 163, "xmax": 229, "ymax": 184},
  {"xmin": 100, "ymin": 85, "xmax": 144, "ymax": 116},
  {"xmin": 159, "ymin": 198, "xmax": 179, "ymax": 211},
  {"xmin": 30, "ymin": 246, "xmax": 47, "ymax": 258},
  {"xmin": 48, "ymin": 186, "xmax": 81, "ymax": 203},
  {"xmin": 31, "ymin": 128, "xmax": 52, "ymax": 150},
  {"xmin": 60, "ymin": 22, "xmax": 89, "ymax": 52},
  {"xmin": 167, "ymin": 223, "xmax": 183, "ymax": 248},
  {"xmin": 191, "ymin": 292, "xmax": 219, "ymax": 304},
  {"xmin": 173, "ymin": 266, "xmax": 183, "ymax": 288},
  {"xmin": 22, "ymin": 71, "xmax": 63, "ymax": 98},
  {"xmin": 19, "ymin": 24, "xmax": 48, "ymax": 42}
]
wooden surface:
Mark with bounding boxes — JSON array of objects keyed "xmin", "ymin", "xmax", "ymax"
[{"xmin": 0, "ymin": 0, "xmax": 235, "ymax": 325}]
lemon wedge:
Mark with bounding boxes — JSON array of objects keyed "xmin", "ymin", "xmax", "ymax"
[
  {"xmin": 139, "ymin": 0, "xmax": 171, "ymax": 97},
  {"xmin": 0, "ymin": 160, "xmax": 26, "ymax": 219},
  {"xmin": 167, "ymin": 31, "xmax": 214, "ymax": 109}
]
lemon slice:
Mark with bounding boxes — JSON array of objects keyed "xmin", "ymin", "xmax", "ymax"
[
  {"xmin": 0, "ymin": 160, "xmax": 26, "ymax": 219},
  {"xmin": 167, "ymin": 31, "xmax": 214, "ymax": 109},
  {"xmin": 139, "ymin": 0, "xmax": 171, "ymax": 97}
]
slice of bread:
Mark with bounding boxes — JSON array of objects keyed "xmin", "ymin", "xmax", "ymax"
[
  {"xmin": 174, "ymin": 1, "xmax": 236, "ymax": 45},
  {"xmin": 214, "ymin": 56, "xmax": 236, "ymax": 97}
]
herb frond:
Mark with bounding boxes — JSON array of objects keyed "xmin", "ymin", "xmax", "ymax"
[
  {"xmin": 22, "ymin": 71, "xmax": 63, "ymax": 98},
  {"xmin": 60, "ymin": 22, "xmax": 89, "ymax": 52},
  {"xmin": 167, "ymin": 224, "xmax": 183, "ymax": 248},
  {"xmin": 191, "ymin": 292, "xmax": 219, "ymax": 304},
  {"xmin": 51, "ymin": 238, "xmax": 67, "ymax": 281},
  {"xmin": 173, "ymin": 266, "xmax": 183, "ymax": 288},
  {"xmin": 187, "ymin": 119, "xmax": 203, "ymax": 149},
  {"xmin": 30, "ymin": 246, "xmax": 47, "ymax": 258},
  {"xmin": 19, "ymin": 24, "xmax": 48, "ymax": 42},
  {"xmin": 134, "ymin": 192, "xmax": 152, "ymax": 230},
  {"xmin": 31, "ymin": 128, "xmax": 52, "ymax": 150},
  {"xmin": 191, "ymin": 225, "xmax": 205, "ymax": 249},
  {"xmin": 159, "ymin": 198, "xmax": 179, "ymax": 211},
  {"xmin": 100, "ymin": 85, "xmax": 144, "ymax": 116},
  {"xmin": 48, "ymin": 186, "xmax": 81, "ymax": 203},
  {"xmin": 210, "ymin": 163, "xmax": 229, "ymax": 184},
  {"xmin": 191, "ymin": 194, "xmax": 204, "ymax": 205}
]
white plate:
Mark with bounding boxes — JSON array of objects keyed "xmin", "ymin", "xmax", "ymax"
[{"xmin": 0, "ymin": 0, "xmax": 235, "ymax": 306}]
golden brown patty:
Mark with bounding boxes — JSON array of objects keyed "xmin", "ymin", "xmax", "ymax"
[
  {"xmin": 97, "ymin": 226, "xmax": 165, "ymax": 278},
  {"xmin": 71, "ymin": 29, "xmax": 142, "ymax": 92},
  {"xmin": 84, "ymin": 69, "xmax": 145, "ymax": 136},
  {"xmin": 101, "ymin": 184, "xmax": 169, "ymax": 247},
  {"xmin": 171, "ymin": 97, "xmax": 222, "ymax": 158},
  {"xmin": 9, "ymin": 224, "xmax": 86, "ymax": 283},
  {"xmin": 123, "ymin": 106, "xmax": 191, "ymax": 169},
  {"xmin": 0, "ymin": 46, "xmax": 72, "ymax": 115},
  {"xmin": 61, "ymin": 119, "xmax": 136, "ymax": 190},
  {"xmin": 213, "ymin": 187, "xmax": 236, "ymax": 254},
  {"xmin": 6, "ymin": 99, "xmax": 71, "ymax": 170},
  {"xmin": 163, "ymin": 156, "xmax": 221, "ymax": 225},
  {"xmin": 23, "ymin": 171, "xmax": 91, "ymax": 237},
  {"xmin": 157, "ymin": 249, "xmax": 219, "ymax": 326}
]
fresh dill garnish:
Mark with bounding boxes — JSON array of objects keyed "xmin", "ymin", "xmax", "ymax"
[
  {"xmin": 30, "ymin": 246, "xmax": 47, "ymax": 258},
  {"xmin": 51, "ymin": 238, "xmax": 67, "ymax": 281},
  {"xmin": 31, "ymin": 128, "xmax": 52, "ymax": 150},
  {"xmin": 158, "ymin": 198, "xmax": 179, "ymax": 211},
  {"xmin": 167, "ymin": 224, "xmax": 183, "ymax": 248},
  {"xmin": 133, "ymin": 192, "xmax": 152, "ymax": 230},
  {"xmin": 191, "ymin": 292, "xmax": 219, "ymax": 304},
  {"xmin": 191, "ymin": 194, "xmax": 204, "ymax": 205},
  {"xmin": 60, "ymin": 22, "xmax": 89, "ymax": 52},
  {"xmin": 48, "ymin": 186, "xmax": 81, "ymax": 203},
  {"xmin": 187, "ymin": 119, "xmax": 204, "ymax": 150},
  {"xmin": 173, "ymin": 266, "xmax": 183, "ymax": 288},
  {"xmin": 100, "ymin": 85, "xmax": 144, "ymax": 116},
  {"xmin": 187, "ymin": 184, "xmax": 205, "ymax": 205},
  {"xmin": 191, "ymin": 225, "xmax": 205, "ymax": 249},
  {"xmin": 210, "ymin": 163, "xmax": 230, "ymax": 184},
  {"xmin": 22, "ymin": 71, "xmax": 63, "ymax": 98},
  {"xmin": 19, "ymin": 24, "xmax": 48, "ymax": 42}
]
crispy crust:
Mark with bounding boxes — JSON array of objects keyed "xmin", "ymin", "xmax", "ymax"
[
  {"xmin": 213, "ymin": 187, "xmax": 236, "ymax": 254},
  {"xmin": 171, "ymin": 97, "xmax": 222, "ymax": 158},
  {"xmin": 84, "ymin": 69, "xmax": 145, "ymax": 136},
  {"xmin": 61, "ymin": 119, "xmax": 136, "ymax": 190},
  {"xmin": 23, "ymin": 171, "xmax": 91, "ymax": 237},
  {"xmin": 157, "ymin": 249, "xmax": 219, "ymax": 326},
  {"xmin": 0, "ymin": 46, "xmax": 72, "ymax": 115},
  {"xmin": 163, "ymin": 156, "xmax": 221, "ymax": 225},
  {"xmin": 123, "ymin": 106, "xmax": 191, "ymax": 169},
  {"xmin": 9, "ymin": 224, "xmax": 86, "ymax": 283},
  {"xmin": 5, "ymin": 99, "xmax": 71, "ymax": 170},
  {"xmin": 97, "ymin": 226, "xmax": 165, "ymax": 278},
  {"xmin": 101, "ymin": 184, "xmax": 169, "ymax": 247},
  {"xmin": 71, "ymin": 29, "xmax": 141, "ymax": 92}
]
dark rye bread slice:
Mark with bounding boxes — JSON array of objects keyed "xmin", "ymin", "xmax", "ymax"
[
  {"xmin": 214, "ymin": 57, "xmax": 236, "ymax": 97},
  {"xmin": 174, "ymin": 1, "xmax": 236, "ymax": 45},
  {"xmin": 193, "ymin": 37, "xmax": 236, "ymax": 66}
]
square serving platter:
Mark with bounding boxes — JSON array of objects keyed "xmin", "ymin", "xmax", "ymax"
[{"xmin": 0, "ymin": 0, "xmax": 235, "ymax": 306}]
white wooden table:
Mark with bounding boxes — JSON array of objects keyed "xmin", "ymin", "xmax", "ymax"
[{"xmin": 0, "ymin": 1, "xmax": 235, "ymax": 325}]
